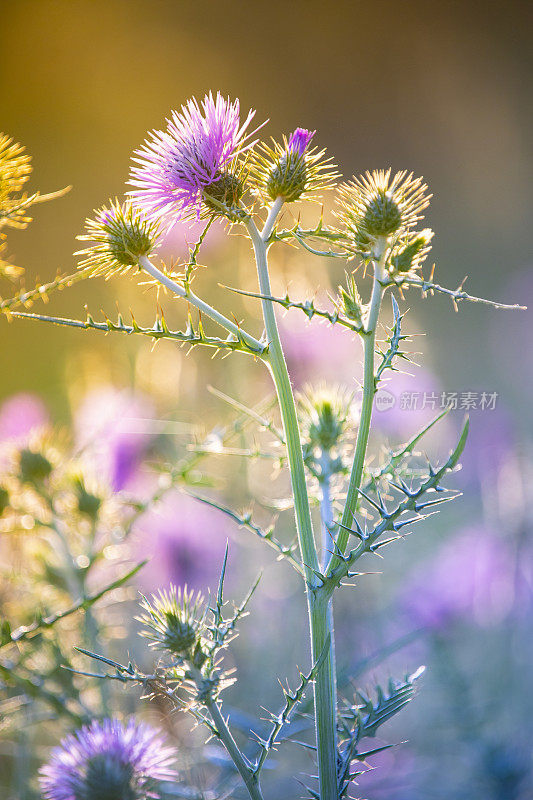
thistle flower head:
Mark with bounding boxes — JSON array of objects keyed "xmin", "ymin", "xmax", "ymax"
[
  {"xmin": 138, "ymin": 585, "xmax": 206, "ymax": 658},
  {"xmin": 129, "ymin": 92, "xmax": 260, "ymax": 227},
  {"xmin": 250, "ymin": 127, "xmax": 337, "ymax": 204},
  {"xmin": 335, "ymin": 169, "xmax": 431, "ymax": 255},
  {"xmin": 39, "ymin": 718, "xmax": 176, "ymax": 800},
  {"xmin": 75, "ymin": 199, "xmax": 161, "ymax": 277}
]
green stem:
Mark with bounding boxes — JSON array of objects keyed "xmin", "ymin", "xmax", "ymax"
[
  {"xmin": 138, "ymin": 255, "xmax": 264, "ymax": 353},
  {"xmin": 245, "ymin": 209, "xmax": 338, "ymax": 800},
  {"xmin": 206, "ymin": 696, "xmax": 264, "ymax": 800},
  {"xmin": 327, "ymin": 247, "xmax": 387, "ymax": 575}
]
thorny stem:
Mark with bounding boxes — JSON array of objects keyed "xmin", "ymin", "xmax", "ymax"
[
  {"xmin": 245, "ymin": 206, "xmax": 338, "ymax": 800},
  {"xmin": 327, "ymin": 245, "xmax": 387, "ymax": 575},
  {"xmin": 188, "ymin": 663, "xmax": 264, "ymax": 800},
  {"xmin": 206, "ymin": 698, "xmax": 264, "ymax": 800},
  {"xmin": 138, "ymin": 255, "xmax": 264, "ymax": 353}
]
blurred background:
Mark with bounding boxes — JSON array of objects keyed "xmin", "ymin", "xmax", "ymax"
[{"xmin": 1, "ymin": 1, "xmax": 532, "ymax": 798}]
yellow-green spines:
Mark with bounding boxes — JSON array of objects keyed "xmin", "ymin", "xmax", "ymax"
[
  {"xmin": 390, "ymin": 228, "xmax": 434, "ymax": 273},
  {"xmin": 75, "ymin": 199, "xmax": 161, "ymax": 278},
  {"xmin": 249, "ymin": 136, "xmax": 338, "ymax": 204},
  {"xmin": 335, "ymin": 169, "xmax": 431, "ymax": 255},
  {"xmin": 266, "ymin": 151, "xmax": 309, "ymax": 203},
  {"xmin": 138, "ymin": 586, "xmax": 206, "ymax": 658},
  {"xmin": 338, "ymin": 273, "xmax": 364, "ymax": 328},
  {"xmin": 0, "ymin": 134, "xmax": 32, "ymax": 204},
  {"xmin": 363, "ymin": 191, "xmax": 402, "ymax": 236}
]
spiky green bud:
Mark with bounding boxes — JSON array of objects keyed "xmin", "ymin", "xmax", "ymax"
[
  {"xmin": 335, "ymin": 169, "xmax": 431, "ymax": 254},
  {"xmin": 339, "ymin": 273, "xmax": 364, "ymax": 327},
  {"xmin": 266, "ymin": 152, "xmax": 309, "ymax": 203},
  {"xmin": 138, "ymin": 586, "xmax": 206, "ymax": 658},
  {"xmin": 75, "ymin": 199, "xmax": 161, "ymax": 278},
  {"xmin": 390, "ymin": 228, "xmax": 434, "ymax": 273},
  {"xmin": 249, "ymin": 130, "xmax": 338, "ymax": 204},
  {"xmin": 362, "ymin": 191, "xmax": 402, "ymax": 236},
  {"xmin": 299, "ymin": 384, "xmax": 354, "ymax": 454}
]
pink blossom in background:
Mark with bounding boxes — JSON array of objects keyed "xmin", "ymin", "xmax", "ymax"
[
  {"xmin": 401, "ymin": 526, "xmax": 515, "ymax": 630},
  {"xmin": 132, "ymin": 491, "xmax": 229, "ymax": 593},
  {"xmin": 74, "ymin": 388, "xmax": 155, "ymax": 491},
  {"xmin": 373, "ymin": 363, "xmax": 442, "ymax": 440},
  {"xmin": 280, "ymin": 309, "xmax": 361, "ymax": 387},
  {"xmin": 159, "ymin": 216, "xmax": 225, "ymax": 261},
  {"xmin": 0, "ymin": 392, "xmax": 49, "ymax": 441}
]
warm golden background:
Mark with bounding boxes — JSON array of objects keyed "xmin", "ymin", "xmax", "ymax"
[
  {"xmin": 1, "ymin": 0, "xmax": 532, "ymax": 422},
  {"xmin": 2, "ymin": 4, "xmax": 533, "ymax": 799}
]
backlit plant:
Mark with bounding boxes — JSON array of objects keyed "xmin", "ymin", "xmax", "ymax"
[{"xmin": 0, "ymin": 93, "xmax": 523, "ymax": 800}]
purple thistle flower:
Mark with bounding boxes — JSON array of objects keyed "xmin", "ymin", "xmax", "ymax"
[
  {"xmin": 129, "ymin": 92, "xmax": 261, "ymax": 227},
  {"xmin": 287, "ymin": 127, "xmax": 315, "ymax": 156},
  {"xmin": 39, "ymin": 718, "xmax": 176, "ymax": 800}
]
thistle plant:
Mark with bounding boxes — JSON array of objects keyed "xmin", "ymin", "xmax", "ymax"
[{"xmin": 0, "ymin": 92, "xmax": 524, "ymax": 800}]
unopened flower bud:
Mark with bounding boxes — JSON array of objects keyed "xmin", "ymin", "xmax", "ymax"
[
  {"xmin": 335, "ymin": 170, "xmax": 430, "ymax": 254},
  {"xmin": 390, "ymin": 228, "xmax": 434, "ymax": 273},
  {"xmin": 138, "ymin": 586, "xmax": 206, "ymax": 659},
  {"xmin": 339, "ymin": 273, "xmax": 363, "ymax": 327},
  {"xmin": 251, "ymin": 128, "xmax": 337, "ymax": 204},
  {"xmin": 76, "ymin": 199, "xmax": 161, "ymax": 277}
]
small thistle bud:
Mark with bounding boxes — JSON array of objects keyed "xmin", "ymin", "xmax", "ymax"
[
  {"xmin": 299, "ymin": 384, "xmax": 354, "ymax": 454},
  {"xmin": 19, "ymin": 447, "xmax": 53, "ymax": 485},
  {"xmin": 338, "ymin": 273, "xmax": 364, "ymax": 327},
  {"xmin": 250, "ymin": 128, "xmax": 337, "ymax": 204},
  {"xmin": 138, "ymin": 586, "xmax": 206, "ymax": 658},
  {"xmin": 335, "ymin": 169, "xmax": 431, "ymax": 255},
  {"xmin": 390, "ymin": 228, "xmax": 434, "ymax": 273},
  {"xmin": 75, "ymin": 199, "xmax": 161, "ymax": 278},
  {"xmin": 363, "ymin": 191, "xmax": 402, "ymax": 236}
]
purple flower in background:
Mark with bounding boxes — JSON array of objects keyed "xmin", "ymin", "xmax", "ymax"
[
  {"xmin": 39, "ymin": 718, "xmax": 176, "ymax": 800},
  {"xmin": 129, "ymin": 92, "xmax": 260, "ymax": 226},
  {"xmin": 0, "ymin": 392, "xmax": 48, "ymax": 441},
  {"xmin": 287, "ymin": 127, "xmax": 315, "ymax": 156},
  {"xmin": 74, "ymin": 388, "xmax": 154, "ymax": 491},
  {"xmin": 281, "ymin": 309, "xmax": 361, "ymax": 387},
  {"xmin": 373, "ymin": 364, "xmax": 442, "ymax": 440},
  {"xmin": 401, "ymin": 526, "xmax": 515, "ymax": 630},
  {"xmin": 133, "ymin": 492, "xmax": 229, "ymax": 593}
]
